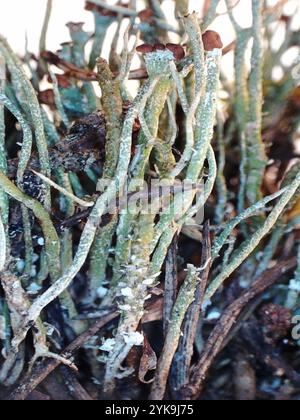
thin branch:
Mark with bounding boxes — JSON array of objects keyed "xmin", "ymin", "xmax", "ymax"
[
  {"xmin": 32, "ymin": 170, "xmax": 94, "ymax": 208},
  {"xmin": 206, "ymin": 170, "xmax": 300, "ymax": 301}
]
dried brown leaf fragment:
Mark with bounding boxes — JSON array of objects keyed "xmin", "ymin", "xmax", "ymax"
[{"xmin": 202, "ymin": 30, "xmax": 223, "ymax": 51}]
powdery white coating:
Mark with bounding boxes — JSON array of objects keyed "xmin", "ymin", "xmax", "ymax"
[
  {"xmin": 202, "ymin": 299, "xmax": 212, "ymax": 311},
  {"xmin": 288, "ymin": 279, "xmax": 300, "ymax": 293},
  {"xmin": 118, "ymin": 304, "xmax": 131, "ymax": 311},
  {"xmin": 37, "ymin": 237, "xmax": 45, "ymax": 246},
  {"xmin": 206, "ymin": 309, "xmax": 221, "ymax": 321},
  {"xmin": 97, "ymin": 286, "xmax": 108, "ymax": 298},
  {"xmin": 26, "ymin": 283, "xmax": 42, "ymax": 295},
  {"xmin": 0, "ymin": 316, "xmax": 6, "ymax": 340},
  {"xmin": 16, "ymin": 259, "xmax": 25, "ymax": 273},
  {"xmin": 123, "ymin": 331, "xmax": 144, "ymax": 346},
  {"xmin": 100, "ymin": 338, "xmax": 116, "ymax": 352},
  {"xmin": 142, "ymin": 272, "xmax": 161, "ymax": 286},
  {"xmin": 144, "ymin": 50, "xmax": 174, "ymax": 76},
  {"xmin": 120, "ymin": 287, "xmax": 134, "ymax": 298}
]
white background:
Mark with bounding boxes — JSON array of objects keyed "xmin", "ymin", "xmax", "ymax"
[
  {"xmin": 0, "ymin": 0, "xmax": 253, "ymax": 54},
  {"xmin": 0, "ymin": 0, "xmax": 299, "ymax": 76}
]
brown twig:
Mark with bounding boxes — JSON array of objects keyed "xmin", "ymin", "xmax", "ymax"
[
  {"xmin": 26, "ymin": 391, "xmax": 51, "ymax": 401},
  {"xmin": 59, "ymin": 366, "xmax": 94, "ymax": 400},
  {"xmin": 41, "ymin": 51, "xmax": 148, "ymax": 81},
  {"xmin": 264, "ymin": 0, "xmax": 290, "ymax": 17},
  {"xmin": 41, "ymin": 372, "xmax": 73, "ymax": 401},
  {"xmin": 222, "ymin": 40, "xmax": 236, "ymax": 55}
]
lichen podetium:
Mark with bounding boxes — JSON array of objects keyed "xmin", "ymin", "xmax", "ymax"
[{"xmin": 0, "ymin": 0, "xmax": 300, "ymax": 401}]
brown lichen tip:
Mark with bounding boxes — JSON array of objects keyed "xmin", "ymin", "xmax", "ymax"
[
  {"xmin": 136, "ymin": 43, "xmax": 185, "ymax": 60},
  {"xmin": 138, "ymin": 8, "xmax": 155, "ymax": 24},
  {"xmin": 66, "ymin": 22, "xmax": 85, "ymax": 32},
  {"xmin": 40, "ymin": 50, "xmax": 60, "ymax": 66},
  {"xmin": 153, "ymin": 43, "xmax": 166, "ymax": 51},
  {"xmin": 38, "ymin": 89, "xmax": 55, "ymax": 108},
  {"xmin": 166, "ymin": 43, "xmax": 185, "ymax": 61},
  {"xmin": 85, "ymin": 1, "xmax": 117, "ymax": 17},
  {"xmin": 202, "ymin": 30, "xmax": 223, "ymax": 51},
  {"xmin": 136, "ymin": 44, "xmax": 155, "ymax": 54}
]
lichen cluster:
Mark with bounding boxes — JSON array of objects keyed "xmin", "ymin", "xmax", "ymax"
[{"xmin": 0, "ymin": 0, "xmax": 300, "ymax": 401}]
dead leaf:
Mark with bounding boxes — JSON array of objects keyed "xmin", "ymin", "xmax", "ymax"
[
  {"xmin": 138, "ymin": 335, "xmax": 157, "ymax": 384},
  {"xmin": 142, "ymin": 298, "xmax": 163, "ymax": 323}
]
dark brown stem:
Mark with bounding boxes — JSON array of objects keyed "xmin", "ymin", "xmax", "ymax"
[{"xmin": 41, "ymin": 51, "xmax": 148, "ymax": 81}]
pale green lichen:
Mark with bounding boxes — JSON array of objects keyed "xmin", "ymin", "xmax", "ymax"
[{"xmin": 0, "ymin": 0, "xmax": 299, "ymax": 397}]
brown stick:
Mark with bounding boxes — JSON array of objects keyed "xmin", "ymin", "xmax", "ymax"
[
  {"xmin": 181, "ymin": 257, "xmax": 297, "ymax": 400},
  {"xmin": 7, "ymin": 310, "xmax": 118, "ymax": 400},
  {"xmin": 222, "ymin": 40, "xmax": 236, "ymax": 55},
  {"xmin": 41, "ymin": 372, "xmax": 73, "ymax": 401},
  {"xmin": 59, "ymin": 366, "xmax": 94, "ymax": 401}
]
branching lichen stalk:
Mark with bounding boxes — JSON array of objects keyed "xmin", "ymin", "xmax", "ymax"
[
  {"xmin": 0, "ymin": 37, "xmax": 51, "ymax": 190},
  {"xmin": 0, "ymin": 172, "xmax": 60, "ymax": 281},
  {"xmin": 245, "ymin": 0, "xmax": 267, "ymax": 206},
  {"xmin": 7, "ymin": 78, "xmax": 158, "ymax": 353},
  {"xmin": 0, "ymin": 57, "xmax": 8, "ymax": 228},
  {"xmin": 206, "ymin": 169, "xmax": 300, "ymax": 301}
]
